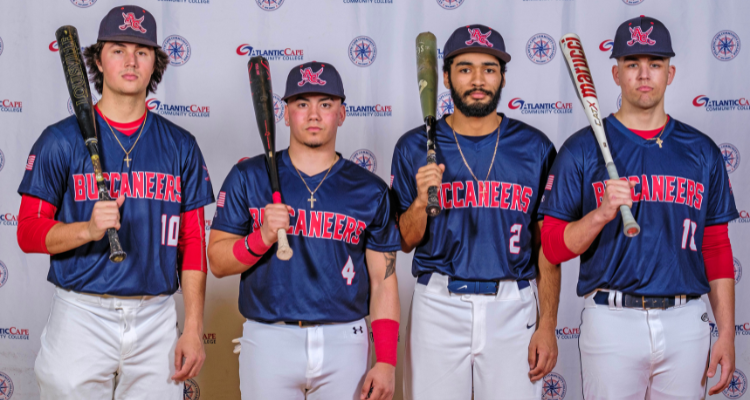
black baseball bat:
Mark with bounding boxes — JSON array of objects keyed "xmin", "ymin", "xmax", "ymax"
[
  {"xmin": 247, "ymin": 56, "xmax": 293, "ymax": 260},
  {"xmin": 416, "ymin": 32, "xmax": 441, "ymax": 216},
  {"xmin": 55, "ymin": 26, "xmax": 126, "ymax": 262}
]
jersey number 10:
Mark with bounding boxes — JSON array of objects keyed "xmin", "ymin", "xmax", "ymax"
[
  {"xmin": 161, "ymin": 214, "xmax": 180, "ymax": 246},
  {"xmin": 681, "ymin": 219, "xmax": 697, "ymax": 251}
]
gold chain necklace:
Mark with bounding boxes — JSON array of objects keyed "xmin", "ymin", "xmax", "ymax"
[
  {"xmin": 646, "ymin": 120, "xmax": 668, "ymax": 148},
  {"xmin": 101, "ymin": 111, "xmax": 147, "ymax": 167},
  {"xmin": 450, "ymin": 116, "xmax": 501, "ymax": 198},
  {"xmin": 292, "ymin": 154, "xmax": 338, "ymax": 209}
]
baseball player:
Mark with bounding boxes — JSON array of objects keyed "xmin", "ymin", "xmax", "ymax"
[
  {"xmin": 207, "ymin": 61, "xmax": 401, "ymax": 400},
  {"xmin": 391, "ymin": 25, "xmax": 559, "ymax": 400},
  {"xmin": 540, "ymin": 16, "xmax": 737, "ymax": 399},
  {"xmin": 16, "ymin": 6, "xmax": 214, "ymax": 399}
]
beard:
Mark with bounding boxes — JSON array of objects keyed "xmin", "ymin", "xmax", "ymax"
[
  {"xmin": 303, "ymin": 141, "xmax": 323, "ymax": 149},
  {"xmin": 449, "ymin": 79, "xmax": 503, "ymax": 118}
]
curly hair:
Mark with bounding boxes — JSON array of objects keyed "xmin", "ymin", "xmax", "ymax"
[{"xmin": 83, "ymin": 41, "xmax": 169, "ymax": 95}]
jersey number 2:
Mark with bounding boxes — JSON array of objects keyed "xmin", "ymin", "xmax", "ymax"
[
  {"xmin": 681, "ymin": 219, "xmax": 697, "ymax": 251},
  {"xmin": 341, "ymin": 256, "xmax": 355, "ymax": 285},
  {"xmin": 161, "ymin": 215, "xmax": 180, "ymax": 247},
  {"xmin": 509, "ymin": 224, "xmax": 522, "ymax": 254}
]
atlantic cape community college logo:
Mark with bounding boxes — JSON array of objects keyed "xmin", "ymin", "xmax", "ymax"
[
  {"xmin": 162, "ymin": 35, "xmax": 191, "ymax": 66},
  {"xmin": 555, "ymin": 326, "xmax": 579, "ymax": 340},
  {"xmin": 146, "ymin": 98, "xmax": 210, "ymax": 118},
  {"xmin": 733, "ymin": 210, "xmax": 750, "ymax": 224},
  {"xmin": 508, "ymin": 98, "xmax": 572, "ymax": 115},
  {"xmin": 719, "ymin": 143, "xmax": 741, "ymax": 173},
  {"xmin": 735, "ymin": 257, "xmax": 742, "ymax": 285},
  {"xmin": 0, "ymin": 371, "xmax": 13, "ymax": 400},
  {"xmin": 437, "ymin": 92, "xmax": 454, "ymax": 119},
  {"xmin": 693, "ymin": 95, "xmax": 750, "ymax": 112},
  {"xmin": 542, "ymin": 372, "xmax": 567, "ymax": 400},
  {"xmin": 236, "ymin": 44, "xmax": 303, "ymax": 61},
  {"xmin": 70, "ymin": 0, "xmax": 97, "ymax": 7},
  {"xmin": 344, "ymin": 103, "xmax": 392, "ymax": 117},
  {"xmin": 256, "ymin": 0, "xmax": 284, "ymax": 11},
  {"xmin": 437, "ymin": 0, "xmax": 464, "ymax": 10},
  {"xmin": 0, "ymin": 99, "xmax": 22, "ymax": 113},
  {"xmin": 348, "ymin": 36, "xmax": 377, "ymax": 67},
  {"xmin": 599, "ymin": 40, "xmax": 614, "ymax": 52},
  {"xmin": 712, "ymin": 30, "xmax": 741, "ymax": 61},
  {"xmin": 0, "ymin": 261, "xmax": 7, "ymax": 289},
  {"xmin": 526, "ymin": 33, "xmax": 556, "ymax": 65},
  {"xmin": 350, "ymin": 149, "xmax": 377, "ymax": 173},
  {"xmin": 184, "ymin": 378, "xmax": 200, "ymax": 400},
  {"xmin": 273, "ymin": 94, "xmax": 285, "ymax": 123},
  {"xmin": 724, "ymin": 369, "xmax": 747, "ymax": 399}
]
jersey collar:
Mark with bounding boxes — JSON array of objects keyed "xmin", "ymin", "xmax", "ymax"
[
  {"xmin": 437, "ymin": 112, "xmax": 509, "ymax": 151},
  {"xmin": 280, "ymin": 148, "xmax": 345, "ymax": 184},
  {"xmin": 95, "ymin": 109, "xmax": 154, "ymax": 142},
  {"xmin": 605, "ymin": 114, "xmax": 675, "ymax": 148}
]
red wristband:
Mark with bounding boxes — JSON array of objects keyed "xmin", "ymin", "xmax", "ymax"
[
  {"xmin": 702, "ymin": 224, "xmax": 734, "ymax": 282},
  {"xmin": 17, "ymin": 194, "xmax": 59, "ymax": 254},
  {"xmin": 232, "ymin": 230, "xmax": 270, "ymax": 266},
  {"xmin": 371, "ymin": 319, "xmax": 399, "ymax": 366}
]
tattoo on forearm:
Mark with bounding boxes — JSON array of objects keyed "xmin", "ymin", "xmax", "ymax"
[{"xmin": 384, "ymin": 251, "xmax": 397, "ymax": 280}]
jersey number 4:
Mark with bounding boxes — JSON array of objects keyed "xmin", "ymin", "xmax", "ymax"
[
  {"xmin": 161, "ymin": 214, "xmax": 180, "ymax": 246},
  {"xmin": 681, "ymin": 219, "xmax": 697, "ymax": 251},
  {"xmin": 341, "ymin": 256, "xmax": 355, "ymax": 285}
]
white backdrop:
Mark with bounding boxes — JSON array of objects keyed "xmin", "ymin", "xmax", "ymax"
[{"xmin": 0, "ymin": 1, "xmax": 748, "ymax": 399}]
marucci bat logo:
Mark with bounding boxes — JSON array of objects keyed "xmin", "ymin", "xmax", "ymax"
[{"xmin": 560, "ymin": 37, "xmax": 597, "ymax": 99}]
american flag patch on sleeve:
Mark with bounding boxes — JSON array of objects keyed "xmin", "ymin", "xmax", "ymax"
[
  {"xmin": 217, "ymin": 192, "xmax": 226, "ymax": 207},
  {"xmin": 25, "ymin": 155, "xmax": 36, "ymax": 171},
  {"xmin": 545, "ymin": 175, "xmax": 554, "ymax": 191},
  {"xmin": 390, "ymin": 175, "xmax": 394, "ymax": 188}
]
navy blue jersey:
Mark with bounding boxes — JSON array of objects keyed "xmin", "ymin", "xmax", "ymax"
[
  {"xmin": 390, "ymin": 114, "xmax": 556, "ymax": 281},
  {"xmin": 211, "ymin": 150, "xmax": 400, "ymax": 323},
  {"xmin": 539, "ymin": 115, "xmax": 738, "ymax": 297},
  {"xmin": 18, "ymin": 113, "xmax": 214, "ymax": 296}
]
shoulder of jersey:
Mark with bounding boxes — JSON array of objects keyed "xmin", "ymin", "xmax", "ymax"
[
  {"xmin": 670, "ymin": 117, "xmax": 722, "ymax": 152},
  {"xmin": 147, "ymin": 111, "xmax": 199, "ymax": 145},
  {"xmin": 43, "ymin": 115, "xmax": 86, "ymax": 143},
  {"xmin": 395, "ymin": 123, "xmax": 428, "ymax": 150},
  {"xmin": 504, "ymin": 117, "xmax": 554, "ymax": 149},
  {"xmin": 235, "ymin": 153, "xmax": 268, "ymax": 172},
  {"xmin": 341, "ymin": 158, "xmax": 390, "ymax": 191}
]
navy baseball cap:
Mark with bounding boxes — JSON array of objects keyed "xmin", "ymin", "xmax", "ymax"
[
  {"xmin": 98, "ymin": 5, "xmax": 159, "ymax": 48},
  {"xmin": 611, "ymin": 15, "xmax": 675, "ymax": 59},
  {"xmin": 443, "ymin": 24, "xmax": 511, "ymax": 63},
  {"xmin": 282, "ymin": 61, "xmax": 346, "ymax": 102}
]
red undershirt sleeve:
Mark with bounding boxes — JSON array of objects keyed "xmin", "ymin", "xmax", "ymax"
[
  {"xmin": 541, "ymin": 215, "xmax": 578, "ymax": 265},
  {"xmin": 702, "ymin": 223, "xmax": 734, "ymax": 282},
  {"xmin": 178, "ymin": 207, "xmax": 208, "ymax": 273},
  {"xmin": 17, "ymin": 194, "xmax": 60, "ymax": 254}
]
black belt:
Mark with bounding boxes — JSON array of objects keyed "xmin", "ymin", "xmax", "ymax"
[
  {"xmin": 284, "ymin": 321, "xmax": 322, "ymax": 328},
  {"xmin": 417, "ymin": 273, "xmax": 530, "ymax": 295},
  {"xmin": 593, "ymin": 291, "xmax": 700, "ymax": 310}
]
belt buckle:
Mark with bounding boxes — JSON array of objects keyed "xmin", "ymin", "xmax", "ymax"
[
  {"xmin": 299, "ymin": 321, "xmax": 303, "ymax": 328},
  {"xmin": 642, "ymin": 295, "xmax": 646, "ymax": 310}
]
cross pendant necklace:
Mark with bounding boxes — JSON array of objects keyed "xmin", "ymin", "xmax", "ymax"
[
  {"xmin": 307, "ymin": 194, "xmax": 317, "ymax": 208},
  {"xmin": 655, "ymin": 137, "xmax": 664, "ymax": 148},
  {"xmin": 124, "ymin": 155, "xmax": 132, "ymax": 168},
  {"xmin": 102, "ymin": 111, "xmax": 147, "ymax": 168},
  {"xmin": 292, "ymin": 154, "xmax": 338, "ymax": 210}
]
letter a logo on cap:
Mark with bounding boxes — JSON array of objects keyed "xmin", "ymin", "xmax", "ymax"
[
  {"xmin": 298, "ymin": 67, "xmax": 327, "ymax": 86},
  {"xmin": 465, "ymin": 28, "xmax": 493, "ymax": 48},
  {"xmin": 120, "ymin": 12, "xmax": 147, "ymax": 33},
  {"xmin": 627, "ymin": 26, "xmax": 656, "ymax": 46}
]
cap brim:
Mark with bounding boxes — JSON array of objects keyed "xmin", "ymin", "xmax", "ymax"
[
  {"xmin": 445, "ymin": 47, "xmax": 511, "ymax": 63},
  {"xmin": 282, "ymin": 91, "xmax": 346, "ymax": 102},
  {"xmin": 98, "ymin": 34, "xmax": 160, "ymax": 48},
  {"xmin": 610, "ymin": 51, "xmax": 675, "ymax": 59}
]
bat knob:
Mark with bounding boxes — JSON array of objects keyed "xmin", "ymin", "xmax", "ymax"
[
  {"xmin": 425, "ymin": 204, "xmax": 441, "ymax": 217},
  {"xmin": 276, "ymin": 247, "xmax": 293, "ymax": 261},
  {"xmin": 623, "ymin": 222, "xmax": 641, "ymax": 238},
  {"xmin": 109, "ymin": 250, "xmax": 127, "ymax": 263}
]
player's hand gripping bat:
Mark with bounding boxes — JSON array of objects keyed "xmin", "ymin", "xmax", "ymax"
[
  {"xmin": 248, "ymin": 56, "xmax": 293, "ymax": 260},
  {"xmin": 55, "ymin": 26, "xmax": 127, "ymax": 262},
  {"xmin": 560, "ymin": 33, "xmax": 640, "ymax": 237},
  {"xmin": 416, "ymin": 32, "xmax": 441, "ymax": 217}
]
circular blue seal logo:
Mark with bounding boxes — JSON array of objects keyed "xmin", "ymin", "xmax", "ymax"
[
  {"xmin": 273, "ymin": 93, "xmax": 285, "ymax": 123},
  {"xmin": 70, "ymin": 0, "xmax": 97, "ymax": 7},
  {"xmin": 719, "ymin": 143, "xmax": 740, "ymax": 174},
  {"xmin": 712, "ymin": 30, "xmax": 741, "ymax": 62},
  {"xmin": 163, "ymin": 35, "xmax": 192, "ymax": 67},
  {"xmin": 724, "ymin": 369, "xmax": 747, "ymax": 399},
  {"xmin": 0, "ymin": 37, "xmax": 4, "ymax": 57},
  {"xmin": 256, "ymin": 0, "xmax": 284, "ymax": 11},
  {"xmin": 542, "ymin": 372, "xmax": 567, "ymax": 400},
  {"xmin": 622, "ymin": 0, "xmax": 644, "ymax": 4},
  {"xmin": 0, "ymin": 371, "xmax": 14, "ymax": 400},
  {"xmin": 183, "ymin": 378, "xmax": 200, "ymax": 400},
  {"xmin": 0, "ymin": 261, "xmax": 7, "ymax": 289},
  {"xmin": 0, "ymin": 148, "xmax": 4, "ymax": 173},
  {"xmin": 68, "ymin": 94, "xmax": 99, "ymax": 116},
  {"xmin": 348, "ymin": 36, "xmax": 377, "ymax": 67},
  {"xmin": 436, "ymin": 0, "xmax": 464, "ymax": 10},
  {"xmin": 350, "ymin": 149, "xmax": 377, "ymax": 173},
  {"xmin": 617, "ymin": 94, "xmax": 622, "ymax": 110},
  {"xmin": 437, "ymin": 91, "xmax": 454, "ymax": 119},
  {"xmin": 735, "ymin": 257, "xmax": 742, "ymax": 285},
  {"xmin": 526, "ymin": 33, "xmax": 556, "ymax": 65}
]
